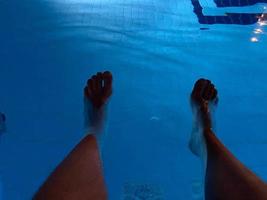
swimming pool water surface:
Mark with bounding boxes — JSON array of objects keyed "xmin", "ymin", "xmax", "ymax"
[{"xmin": 1, "ymin": 0, "xmax": 267, "ymax": 199}]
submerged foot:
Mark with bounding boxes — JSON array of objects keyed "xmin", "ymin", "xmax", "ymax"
[
  {"xmin": 84, "ymin": 71, "xmax": 113, "ymax": 108},
  {"xmin": 84, "ymin": 71, "xmax": 113, "ymax": 134},
  {"xmin": 191, "ymin": 78, "xmax": 218, "ymax": 130},
  {"xmin": 189, "ymin": 79, "xmax": 218, "ymax": 156}
]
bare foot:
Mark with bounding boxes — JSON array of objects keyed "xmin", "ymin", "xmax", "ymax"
[
  {"xmin": 189, "ymin": 79, "xmax": 218, "ymax": 157},
  {"xmin": 84, "ymin": 71, "xmax": 113, "ymax": 109},
  {"xmin": 84, "ymin": 71, "xmax": 113, "ymax": 136},
  {"xmin": 191, "ymin": 78, "xmax": 218, "ymax": 130}
]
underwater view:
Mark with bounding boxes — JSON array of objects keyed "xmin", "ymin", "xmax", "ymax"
[{"xmin": 1, "ymin": 0, "xmax": 267, "ymax": 199}]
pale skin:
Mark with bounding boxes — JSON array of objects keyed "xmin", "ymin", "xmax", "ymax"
[
  {"xmin": 191, "ymin": 79, "xmax": 267, "ymax": 200},
  {"xmin": 34, "ymin": 72, "xmax": 267, "ymax": 200},
  {"xmin": 33, "ymin": 71, "xmax": 112, "ymax": 200}
]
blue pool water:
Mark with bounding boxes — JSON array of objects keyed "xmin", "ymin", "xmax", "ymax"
[{"xmin": 1, "ymin": 0, "xmax": 267, "ymax": 199}]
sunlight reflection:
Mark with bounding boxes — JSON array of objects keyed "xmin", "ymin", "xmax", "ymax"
[
  {"xmin": 251, "ymin": 8, "xmax": 267, "ymax": 43},
  {"xmin": 254, "ymin": 28, "xmax": 263, "ymax": 34},
  {"xmin": 251, "ymin": 37, "xmax": 259, "ymax": 42}
]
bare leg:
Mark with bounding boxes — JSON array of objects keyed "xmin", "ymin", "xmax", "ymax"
[
  {"xmin": 190, "ymin": 79, "xmax": 267, "ymax": 200},
  {"xmin": 33, "ymin": 71, "xmax": 113, "ymax": 200},
  {"xmin": 83, "ymin": 72, "xmax": 113, "ymax": 147}
]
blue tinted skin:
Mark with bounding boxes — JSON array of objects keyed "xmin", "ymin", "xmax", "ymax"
[
  {"xmin": 33, "ymin": 72, "xmax": 112, "ymax": 200},
  {"xmin": 191, "ymin": 79, "xmax": 267, "ymax": 200},
  {"xmin": 214, "ymin": 0, "xmax": 267, "ymax": 7},
  {"xmin": 191, "ymin": 0, "xmax": 265, "ymax": 25}
]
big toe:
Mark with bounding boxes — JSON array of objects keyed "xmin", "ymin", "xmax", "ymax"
[
  {"xmin": 203, "ymin": 83, "xmax": 214, "ymax": 100},
  {"xmin": 96, "ymin": 72, "xmax": 103, "ymax": 91},
  {"xmin": 103, "ymin": 71, "xmax": 112, "ymax": 88},
  {"xmin": 203, "ymin": 82, "xmax": 218, "ymax": 103},
  {"xmin": 102, "ymin": 71, "xmax": 113, "ymax": 98},
  {"xmin": 192, "ymin": 78, "xmax": 209, "ymax": 100}
]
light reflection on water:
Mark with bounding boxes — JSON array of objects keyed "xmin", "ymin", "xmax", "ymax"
[{"xmin": 1, "ymin": 0, "xmax": 267, "ymax": 199}]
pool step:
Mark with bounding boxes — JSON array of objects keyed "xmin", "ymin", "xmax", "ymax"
[{"xmin": 199, "ymin": 0, "xmax": 267, "ymax": 15}]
